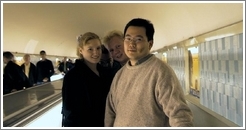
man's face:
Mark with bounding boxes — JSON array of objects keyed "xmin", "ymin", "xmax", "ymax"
[
  {"xmin": 23, "ymin": 55, "xmax": 30, "ymax": 63},
  {"xmin": 40, "ymin": 52, "xmax": 46, "ymax": 60},
  {"xmin": 3, "ymin": 57, "xmax": 8, "ymax": 64},
  {"xmin": 124, "ymin": 26, "xmax": 153, "ymax": 65},
  {"xmin": 63, "ymin": 57, "xmax": 67, "ymax": 62}
]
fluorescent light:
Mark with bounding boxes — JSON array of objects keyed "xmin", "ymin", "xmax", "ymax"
[
  {"xmin": 162, "ymin": 52, "xmax": 167, "ymax": 56},
  {"xmin": 15, "ymin": 56, "xmax": 23, "ymax": 61},
  {"xmin": 205, "ymin": 33, "xmax": 234, "ymax": 41}
]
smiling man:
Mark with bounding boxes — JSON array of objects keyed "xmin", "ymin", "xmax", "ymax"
[{"xmin": 104, "ymin": 18, "xmax": 194, "ymax": 127}]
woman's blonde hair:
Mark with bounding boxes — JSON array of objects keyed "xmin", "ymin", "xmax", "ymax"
[
  {"xmin": 76, "ymin": 32, "xmax": 101, "ymax": 58},
  {"xmin": 102, "ymin": 30, "xmax": 124, "ymax": 47}
]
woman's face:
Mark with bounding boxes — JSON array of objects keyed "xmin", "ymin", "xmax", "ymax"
[
  {"xmin": 107, "ymin": 36, "xmax": 128, "ymax": 64},
  {"xmin": 79, "ymin": 39, "xmax": 102, "ymax": 64}
]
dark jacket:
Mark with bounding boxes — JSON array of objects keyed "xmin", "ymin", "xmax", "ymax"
[
  {"xmin": 36, "ymin": 59, "xmax": 55, "ymax": 82},
  {"xmin": 3, "ymin": 61, "xmax": 31, "ymax": 95},
  {"xmin": 62, "ymin": 59, "xmax": 113, "ymax": 127},
  {"xmin": 110, "ymin": 60, "xmax": 122, "ymax": 77},
  {"xmin": 58, "ymin": 61, "xmax": 74, "ymax": 74},
  {"xmin": 21, "ymin": 62, "xmax": 37, "ymax": 86}
]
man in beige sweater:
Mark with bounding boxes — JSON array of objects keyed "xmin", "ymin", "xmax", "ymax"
[{"xmin": 104, "ymin": 18, "xmax": 194, "ymax": 127}]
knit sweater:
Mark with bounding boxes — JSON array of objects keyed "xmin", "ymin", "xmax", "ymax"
[{"xmin": 105, "ymin": 55, "xmax": 194, "ymax": 127}]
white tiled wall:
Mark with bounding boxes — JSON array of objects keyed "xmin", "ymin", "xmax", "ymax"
[
  {"xmin": 166, "ymin": 48, "xmax": 186, "ymax": 93},
  {"xmin": 199, "ymin": 33, "xmax": 243, "ymax": 126}
]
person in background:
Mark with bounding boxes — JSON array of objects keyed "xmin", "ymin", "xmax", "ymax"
[
  {"xmin": 21, "ymin": 54, "xmax": 37, "ymax": 87},
  {"xmin": 68, "ymin": 58, "xmax": 74, "ymax": 65},
  {"xmin": 3, "ymin": 51, "xmax": 31, "ymax": 95},
  {"xmin": 100, "ymin": 44, "xmax": 113, "ymax": 68},
  {"xmin": 104, "ymin": 18, "xmax": 194, "ymax": 127},
  {"xmin": 36, "ymin": 50, "xmax": 55, "ymax": 84},
  {"xmin": 58, "ymin": 57, "xmax": 74, "ymax": 75},
  {"xmin": 62, "ymin": 32, "xmax": 112, "ymax": 127},
  {"xmin": 103, "ymin": 30, "xmax": 129, "ymax": 67},
  {"xmin": 57, "ymin": 61, "xmax": 61, "ymax": 67},
  {"xmin": 100, "ymin": 44, "xmax": 121, "ymax": 77}
]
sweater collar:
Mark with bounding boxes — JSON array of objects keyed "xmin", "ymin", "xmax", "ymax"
[{"xmin": 128, "ymin": 54, "xmax": 153, "ymax": 66}]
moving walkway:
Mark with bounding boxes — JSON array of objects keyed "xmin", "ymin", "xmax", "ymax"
[{"xmin": 3, "ymin": 79, "xmax": 239, "ymax": 127}]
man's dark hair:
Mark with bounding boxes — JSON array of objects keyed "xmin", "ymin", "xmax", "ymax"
[
  {"xmin": 3, "ymin": 51, "xmax": 14, "ymax": 60},
  {"xmin": 40, "ymin": 50, "xmax": 46, "ymax": 54},
  {"xmin": 123, "ymin": 18, "xmax": 155, "ymax": 41}
]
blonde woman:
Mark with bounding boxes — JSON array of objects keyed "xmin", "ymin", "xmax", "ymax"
[
  {"xmin": 62, "ymin": 32, "xmax": 112, "ymax": 127},
  {"xmin": 103, "ymin": 30, "xmax": 129, "ymax": 66}
]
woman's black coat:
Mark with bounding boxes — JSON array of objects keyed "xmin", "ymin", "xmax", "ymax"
[{"xmin": 62, "ymin": 59, "xmax": 113, "ymax": 127}]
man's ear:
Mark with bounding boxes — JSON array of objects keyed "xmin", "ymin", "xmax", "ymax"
[{"xmin": 149, "ymin": 40, "xmax": 153, "ymax": 50}]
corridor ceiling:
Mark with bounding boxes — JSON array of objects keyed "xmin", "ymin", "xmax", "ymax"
[{"xmin": 2, "ymin": 2, "xmax": 244, "ymax": 57}]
